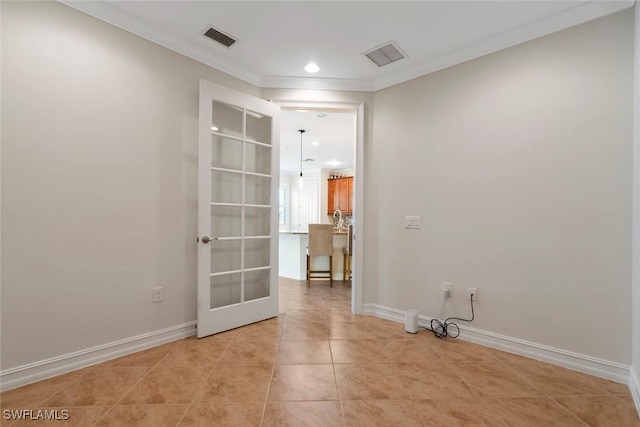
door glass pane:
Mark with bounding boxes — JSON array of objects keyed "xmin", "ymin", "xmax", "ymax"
[
  {"xmin": 211, "ymin": 171, "xmax": 242, "ymax": 204},
  {"xmin": 245, "ymin": 207, "xmax": 270, "ymax": 236},
  {"xmin": 210, "ymin": 272, "xmax": 241, "ymax": 309},
  {"xmin": 245, "ymin": 269, "xmax": 270, "ymax": 302},
  {"xmin": 245, "ymin": 143, "xmax": 271, "ymax": 175},
  {"xmin": 245, "ymin": 239, "xmax": 270, "ymax": 269},
  {"xmin": 245, "ymin": 175, "xmax": 271, "ymax": 205},
  {"xmin": 212, "ymin": 101, "xmax": 242, "ymax": 139},
  {"xmin": 211, "ymin": 240, "xmax": 241, "ymax": 273},
  {"xmin": 211, "ymin": 206, "xmax": 242, "ymax": 238},
  {"xmin": 211, "ymin": 135, "xmax": 242, "ymax": 171},
  {"xmin": 246, "ymin": 111, "xmax": 271, "ymax": 144}
]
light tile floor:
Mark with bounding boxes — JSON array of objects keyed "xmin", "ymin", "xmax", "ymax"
[{"xmin": 1, "ymin": 277, "xmax": 638, "ymax": 426}]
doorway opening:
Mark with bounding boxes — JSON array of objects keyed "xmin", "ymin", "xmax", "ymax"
[{"xmin": 275, "ymin": 101, "xmax": 364, "ymax": 314}]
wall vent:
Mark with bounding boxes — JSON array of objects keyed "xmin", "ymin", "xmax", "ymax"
[
  {"xmin": 363, "ymin": 41, "xmax": 406, "ymax": 67},
  {"xmin": 204, "ymin": 27, "xmax": 236, "ymax": 47}
]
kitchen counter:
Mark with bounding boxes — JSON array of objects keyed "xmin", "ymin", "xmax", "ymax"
[
  {"xmin": 279, "ymin": 231, "xmax": 349, "ymax": 280},
  {"xmin": 280, "ymin": 229, "xmax": 349, "ymax": 235}
]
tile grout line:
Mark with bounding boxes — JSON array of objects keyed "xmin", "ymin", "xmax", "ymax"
[
  {"xmin": 433, "ymin": 343, "xmax": 484, "ymax": 400},
  {"xmin": 172, "ymin": 370, "xmax": 212, "ymax": 426},
  {"xmin": 494, "ymin": 357, "xmax": 591, "ymax": 425},
  {"xmin": 90, "ymin": 338, "xmax": 189, "ymax": 426},
  {"xmin": 499, "ymin": 358, "xmax": 622, "ymax": 402},
  {"xmin": 445, "ymin": 352, "xmax": 590, "ymax": 426},
  {"xmin": 173, "ymin": 336, "xmax": 235, "ymax": 426},
  {"xmin": 545, "ymin": 395, "xmax": 592, "ymax": 427},
  {"xmin": 327, "ymin": 319, "xmax": 347, "ymax": 427},
  {"xmin": 18, "ymin": 363, "xmax": 97, "ymax": 411},
  {"xmin": 434, "ymin": 347, "xmax": 583, "ymax": 425},
  {"xmin": 494, "ymin": 357, "xmax": 548, "ymax": 397},
  {"xmin": 0, "ymin": 363, "xmax": 100, "ymax": 414},
  {"xmin": 258, "ymin": 313, "xmax": 285, "ymax": 427},
  {"xmin": 326, "ymin": 282, "xmax": 348, "ymax": 427}
]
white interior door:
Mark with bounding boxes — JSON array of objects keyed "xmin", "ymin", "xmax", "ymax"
[{"xmin": 197, "ymin": 79, "xmax": 280, "ymax": 338}]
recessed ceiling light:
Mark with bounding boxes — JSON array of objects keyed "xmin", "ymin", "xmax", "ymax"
[
  {"xmin": 311, "ymin": 141, "xmax": 320, "ymax": 146},
  {"xmin": 211, "ymin": 126, "xmax": 218, "ymax": 131},
  {"xmin": 316, "ymin": 113, "xmax": 327, "ymax": 118},
  {"xmin": 327, "ymin": 160, "xmax": 342, "ymax": 167},
  {"xmin": 304, "ymin": 62, "xmax": 319, "ymax": 73}
]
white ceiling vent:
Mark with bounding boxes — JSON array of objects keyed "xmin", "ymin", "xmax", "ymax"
[
  {"xmin": 363, "ymin": 41, "xmax": 406, "ymax": 67},
  {"xmin": 204, "ymin": 27, "xmax": 236, "ymax": 48}
]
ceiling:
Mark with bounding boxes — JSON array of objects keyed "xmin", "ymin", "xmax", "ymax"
[
  {"xmin": 59, "ymin": 1, "xmax": 633, "ymax": 174},
  {"xmin": 280, "ymin": 109, "xmax": 355, "ymax": 174},
  {"xmin": 60, "ymin": 1, "xmax": 633, "ymax": 92}
]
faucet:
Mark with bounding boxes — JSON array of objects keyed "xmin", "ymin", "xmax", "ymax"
[{"xmin": 333, "ymin": 209, "xmax": 343, "ymax": 231}]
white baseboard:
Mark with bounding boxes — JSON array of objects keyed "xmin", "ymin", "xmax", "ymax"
[
  {"xmin": 3, "ymin": 307, "xmax": 635, "ymax": 404},
  {"xmin": 363, "ymin": 303, "xmax": 631, "ymax": 384},
  {"xmin": 0, "ymin": 321, "xmax": 196, "ymax": 392},
  {"xmin": 630, "ymin": 367, "xmax": 640, "ymax": 417}
]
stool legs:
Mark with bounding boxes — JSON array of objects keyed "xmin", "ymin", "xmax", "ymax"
[
  {"xmin": 343, "ymin": 253, "xmax": 347, "ymax": 281},
  {"xmin": 343, "ymin": 253, "xmax": 352, "ymax": 281},
  {"xmin": 306, "ymin": 254, "xmax": 333, "ymax": 287},
  {"xmin": 330, "ymin": 256, "xmax": 333, "ymax": 287}
]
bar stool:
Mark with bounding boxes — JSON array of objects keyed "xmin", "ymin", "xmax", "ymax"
[
  {"xmin": 306, "ymin": 224, "xmax": 334, "ymax": 287},
  {"xmin": 343, "ymin": 224, "xmax": 353, "ymax": 281}
]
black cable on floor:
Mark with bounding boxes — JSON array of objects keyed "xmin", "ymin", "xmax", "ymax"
[{"xmin": 428, "ymin": 297, "xmax": 475, "ymax": 339}]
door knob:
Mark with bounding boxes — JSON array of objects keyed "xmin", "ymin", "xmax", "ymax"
[{"xmin": 201, "ymin": 236, "xmax": 211, "ymax": 244}]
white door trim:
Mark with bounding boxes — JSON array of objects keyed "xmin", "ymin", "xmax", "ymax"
[{"xmin": 272, "ymin": 100, "xmax": 364, "ymax": 314}]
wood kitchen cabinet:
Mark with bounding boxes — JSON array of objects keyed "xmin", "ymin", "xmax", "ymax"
[{"xmin": 327, "ymin": 177, "xmax": 353, "ymax": 215}]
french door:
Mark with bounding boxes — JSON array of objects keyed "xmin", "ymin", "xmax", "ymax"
[{"xmin": 197, "ymin": 79, "xmax": 280, "ymax": 338}]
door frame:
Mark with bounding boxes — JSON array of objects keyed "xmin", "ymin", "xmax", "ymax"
[{"xmin": 272, "ymin": 100, "xmax": 364, "ymax": 315}]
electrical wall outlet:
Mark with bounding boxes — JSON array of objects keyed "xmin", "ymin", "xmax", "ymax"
[
  {"xmin": 468, "ymin": 287, "xmax": 477, "ymax": 301},
  {"xmin": 443, "ymin": 282, "xmax": 453, "ymax": 299},
  {"xmin": 404, "ymin": 216, "xmax": 421, "ymax": 229},
  {"xmin": 153, "ymin": 286, "xmax": 164, "ymax": 303}
]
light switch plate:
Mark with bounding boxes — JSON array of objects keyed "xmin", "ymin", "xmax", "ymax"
[
  {"xmin": 405, "ymin": 216, "xmax": 421, "ymax": 229},
  {"xmin": 153, "ymin": 287, "xmax": 164, "ymax": 303}
]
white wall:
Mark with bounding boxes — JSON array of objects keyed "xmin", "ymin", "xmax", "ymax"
[
  {"xmin": 371, "ymin": 10, "xmax": 634, "ymax": 364},
  {"xmin": 0, "ymin": 1, "xmax": 259, "ymax": 370},
  {"xmin": 631, "ymin": 2, "xmax": 640, "ymax": 405}
]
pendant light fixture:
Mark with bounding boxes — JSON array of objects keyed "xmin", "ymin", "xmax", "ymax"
[{"xmin": 298, "ymin": 129, "xmax": 305, "ymax": 189}]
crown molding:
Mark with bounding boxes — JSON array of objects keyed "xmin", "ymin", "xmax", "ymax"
[
  {"xmin": 58, "ymin": 0, "xmax": 634, "ymax": 93},
  {"xmin": 261, "ymin": 76, "xmax": 374, "ymax": 92},
  {"xmin": 58, "ymin": 0, "xmax": 263, "ymax": 87},
  {"xmin": 369, "ymin": 0, "xmax": 635, "ymax": 91}
]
